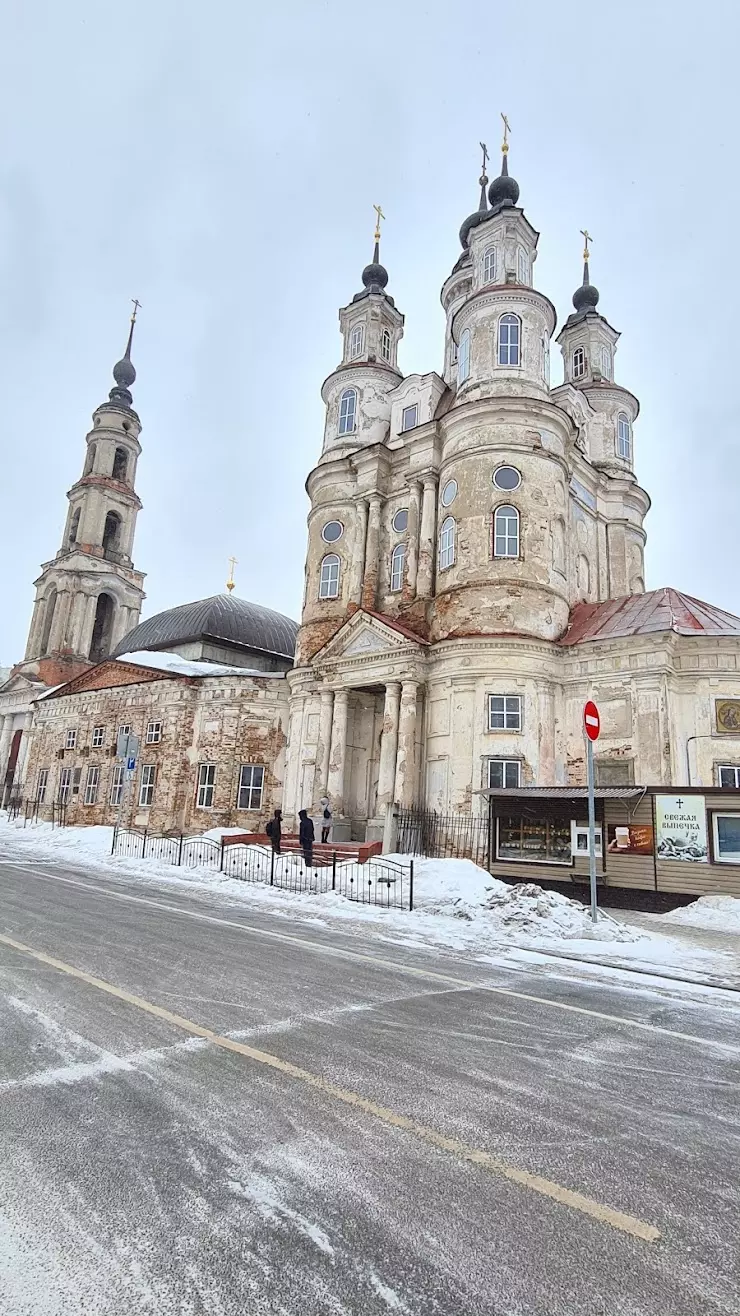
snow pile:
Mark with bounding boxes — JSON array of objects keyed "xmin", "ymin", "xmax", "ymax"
[
  {"xmin": 116, "ymin": 650, "xmax": 284, "ymax": 679},
  {"xmin": 201, "ymin": 826, "xmax": 253, "ymax": 840},
  {"xmin": 661, "ymin": 894, "xmax": 740, "ymax": 933}
]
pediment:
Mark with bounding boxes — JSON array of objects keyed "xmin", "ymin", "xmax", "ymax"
[
  {"xmin": 313, "ymin": 610, "xmax": 425, "ymax": 665},
  {"xmin": 0, "ymin": 673, "xmax": 42, "ymax": 698}
]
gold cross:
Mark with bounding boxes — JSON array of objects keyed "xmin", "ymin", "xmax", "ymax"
[
  {"xmin": 580, "ymin": 229, "xmax": 593, "ymax": 260},
  {"xmin": 479, "ymin": 141, "xmax": 489, "ymax": 174},
  {"xmin": 226, "ymin": 556, "xmax": 237, "ymax": 592},
  {"xmin": 130, "ymin": 298, "xmax": 142, "ymax": 323},
  {"xmin": 501, "ymin": 112, "xmax": 511, "ymax": 152},
  {"xmin": 373, "ymin": 203, "xmax": 385, "ymax": 242}
]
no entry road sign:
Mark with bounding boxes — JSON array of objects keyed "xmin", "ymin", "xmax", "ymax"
[{"xmin": 584, "ymin": 701, "xmax": 600, "ymax": 742}]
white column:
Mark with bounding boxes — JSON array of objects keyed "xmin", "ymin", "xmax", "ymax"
[
  {"xmin": 393, "ymin": 681, "xmax": 418, "ymax": 808},
  {"xmin": 361, "ymin": 495, "xmax": 382, "ymax": 610},
  {"xmin": 0, "ymin": 715, "xmax": 13, "ymax": 784},
  {"xmin": 416, "ymin": 477, "xmax": 437, "ymax": 599},
  {"xmin": 82, "ymin": 593, "xmax": 98, "ymax": 657},
  {"xmin": 24, "ymin": 597, "xmax": 44, "ymax": 660},
  {"xmin": 326, "ymin": 689, "xmax": 349, "ymax": 814},
  {"xmin": 48, "ymin": 589, "xmax": 71, "ymax": 652},
  {"xmin": 376, "ymin": 682, "xmax": 401, "ymax": 811},
  {"xmin": 14, "ymin": 714, "xmax": 33, "ymax": 793},
  {"xmin": 315, "ymin": 688, "xmax": 334, "ymax": 802},
  {"xmin": 406, "ymin": 482, "xmax": 421, "ymax": 595},
  {"xmin": 283, "ymin": 694, "xmax": 306, "ymax": 821},
  {"xmin": 348, "ymin": 500, "xmax": 368, "ymax": 606}
]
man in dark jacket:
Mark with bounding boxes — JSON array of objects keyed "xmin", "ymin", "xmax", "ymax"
[
  {"xmin": 298, "ymin": 809, "xmax": 314, "ymax": 867},
  {"xmin": 265, "ymin": 808, "xmax": 282, "ymax": 854}
]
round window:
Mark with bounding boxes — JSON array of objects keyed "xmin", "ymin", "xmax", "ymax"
[
  {"xmin": 493, "ymin": 465, "xmax": 521, "ymax": 491},
  {"xmin": 392, "ymin": 508, "xmax": 408, "ymax": 533},
  {"xmin": 321, "ymin": 520, "xmax": 343, "ymax": 543},
  {"xmin": 441, "ymin": 479, "xmax": 458, "ymax": 507}
]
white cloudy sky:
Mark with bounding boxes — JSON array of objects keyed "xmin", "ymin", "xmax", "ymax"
[{"xmin": 1, "ymin": 0, "xmax": 738, "ymax": 664}]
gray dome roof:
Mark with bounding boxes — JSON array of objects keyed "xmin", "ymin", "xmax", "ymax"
[{"xmin": 113, "ymin": 593, "xmax": 298, "ymax": 661}]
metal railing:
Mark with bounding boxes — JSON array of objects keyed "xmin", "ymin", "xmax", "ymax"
[
  {"xmin": 4, "ymin": 797, "xmax": 67, "ymax": 827},
  {"xmin": 395, "ymin": 807, "xmax": 490, "ymax": 867}
]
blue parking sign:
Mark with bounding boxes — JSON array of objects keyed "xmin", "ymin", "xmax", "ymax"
[{"xmin": 127, "ymin": 756, "xmax": 136, "ymax": 771}]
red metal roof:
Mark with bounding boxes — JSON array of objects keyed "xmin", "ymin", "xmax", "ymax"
[{"xmin": 560, "ymin": 588, "xmax": 740, "ymax": 645}]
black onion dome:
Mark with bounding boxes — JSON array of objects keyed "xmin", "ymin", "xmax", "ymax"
[
  {"xmin": 112, "ymin": 356, "xmax": 136, "ymax": 388},
  {"xmin": 572, "ymin": 261, "xmax": 600, "ymax": 313},
  {"xmin": 361, "ymin": 260, "xmax": 389, "ymax": 290},
  {"xmin": 488, "ymin": 152, "xmax": 519, "ymax": 210},
  {"xmin": 113, "ymin": 593, "xmax": 298, "ymax": 662},
  {"xmin": 459, "ymin": 169, "xmax": 490, "ymax": 248}
]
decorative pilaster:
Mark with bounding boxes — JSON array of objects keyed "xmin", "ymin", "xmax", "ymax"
[
  {"xmin": 361, "ymin": 496, "xmax": 382, "ymax": 610},
  {"xmin": 377, "ymin": 682, "xmax": 401, "ymax": 811},
  {"xmin": 406, "ymin": 482, "xmax": 421, "ymax": 596},
  {"xmin": 348, "ymin": 499, "xmax": 368, "ymax": 606},
  {"xmin": 416, "ymin": 477, "xmax": 437, "ymax": 599},
  {"xmin": 316, "ymin": 687, "xmax": 334, "ymax": 802},
  {"xmin": 327, "ymin": 689, "xmax": 349, "ymax": 814},
  {"xmin": 393, "ymin": 681, "xmax": 418, "ymax": 808}
]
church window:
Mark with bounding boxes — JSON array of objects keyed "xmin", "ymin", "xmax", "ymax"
[
  {"xmin": 319, "ymin": 554, "xmax": 340, "ymax": 599},
  {"xmin": 237, "ymin": 763, "xmax": 265, "ymax": 810},
  {"xmin": 65, "ymin": 729, "xmax": 78, "ymax": 750},
  {"xmin": 349, "ymin": 323, "xmax": 364, "ymax": 359},
  {"xmin": 493, "ymin": 465, "xmax": 521, "ymax": 492},
  {"xmin": 494, "ymin": 504, "xmax": 519, "ymax": 557},
  {"xmin": 483, "ymin": 247, "xmax": 497, "ymax": 284},
  {"xmin": 109, "ymin": 764, "xmax": 125, "ymax": 806},
  {"xmin": 68, "ymin": 508, "xmax": 81, "ymax": 545},
  {"xmin": 338, "ymin": 389, "xmax": 357, "ymax": 435},
  {"xmin": 35, "ymin": 769, "xmax": 49, "ymax": 805},
  {"xmin": 83, "ymin": 766, "xmax": 100, "ymax": 806},
  {"xmin": 390, "ymin": 543, "xmax": 405, "ymax": 592},
  {"xmin": 617, "ymin": 412, "xmax": 631, "ymax": 460},
  {"xmin": 102, "ymin": 511, "xmax": 121, "ymax": 556},
  {"xmin": 381, "ymin": 328, "xmax": 392, "ymax": 361},
  {"xmin": 441, "ymin": 479, "xmax": 457, "ymax": 507},
  {"xmin": 139, "ymin": 764, "xmax": 156, "ymax": 807},
  {"xmin": 401, "ymin": 404, "xmax": 418, "ymax": 432},
  {"xmin": 392, "ymin": 508, "xmax": 408, "ymax": 533},
  {"xmin": 439, "ymin": 516, "xmax": 456, "ymax": 570},
  {"xmin": 573, "ymin": 346, "xmax": 586, "ymax": 379},
  {"xmin": 58, "ymin": 768, "xmax": 73, "ymax": 806},
  {"xmin": 718, "ymin": 766, "xmax": 740, "ymax": 789},
  {"xmin": 457, "ymin": 330, "xmax": 471, "ymax": 384},
  {"xmin": 83, "ymin": 444, "xmax": 96, "ymax": 476},
  {"xmin": 40, "ymin": 588, "xmax": 57, "ymax": 655},
  {"xmin": 91, "ymin": 726, "xmax": 105, "ymax": 748},
  {"xmin": 488, "ymin": 758, "xmax": 521, "ymax": 790},
  {"xmin": 600, "ymin": 345, "xmax": 611, "ymax": 378},
  {"xmin": 196, "ymin": 763, "xmax": 217, "ymax": 809},
  {"xmin": 488, "ymin": 695, "xmax": 522, "ymax": 732},
  {"xmin": 321, "ymin": 520, "xmax": 343, "ymax": 544},
  {"xmin": 498, "ymin": 314, "xmax": 520, "ymax": 366},
  {"xmin": 517, "ymin": 248, "xmax": 529, "ymax": 284},
  {"xmin": 112, "ymin": 447, "xmax": 128, "ymax": 481},
  {"xmin": 89, "ymin": 592, "xmax": 115, "ymax": 662}
]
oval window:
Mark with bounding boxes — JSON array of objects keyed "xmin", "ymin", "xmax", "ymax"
[
  {"xmin": 493, "ymin": 465, "xmax": 521, "ymax": 491},
  {"xmin": 321, "ymin": 520, "xmax": 343, "ymax": 543},
  {"xmin": 441, "ymin": 479, "xmax": 458, "ymax": 507},
  {"xmin": 392, "ymin": 508, "xmax": 408, "ymax": 533}
]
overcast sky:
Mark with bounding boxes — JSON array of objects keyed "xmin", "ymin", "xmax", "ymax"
[{"xmin": 1, "ymin": 0, "xmax": 738, "ymax": 665}]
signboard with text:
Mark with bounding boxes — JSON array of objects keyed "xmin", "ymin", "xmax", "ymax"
[{"xmin": 655, "ymin": 795, "xmax": 708, "ymax": 863}]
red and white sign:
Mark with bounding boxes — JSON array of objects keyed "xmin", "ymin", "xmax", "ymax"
[{"xmin": 584, "ymin": 700, "xmax": 600, "ymax": 741}]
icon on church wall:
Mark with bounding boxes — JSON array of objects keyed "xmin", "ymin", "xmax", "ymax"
[{"xmin": 716, "ymin": 700, "xmax": 740, "ymax": 733}]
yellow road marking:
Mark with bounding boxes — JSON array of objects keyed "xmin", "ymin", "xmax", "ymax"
[{"xmin": 0, "ymin": 930, "xmax": 660, "ymax": 1243}]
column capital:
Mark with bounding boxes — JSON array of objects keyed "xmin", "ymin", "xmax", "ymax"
[
  {"xmin": 384, "ymin": 680, "xmax": 402, "ymax": 700},
  {"xmin": 400, "ymin": 679, "xmax": 419, "ymax": 697},
  {"xmin": 334, "ymin": 687, "xmax": 350, "ymax": 706},
  {"xmin": 319, "ymin": 686, "xmax": 335, "ymax": 704},
  {"xmin": 421, "ymin": 474, "xmax": 438, "ymax": 491}
]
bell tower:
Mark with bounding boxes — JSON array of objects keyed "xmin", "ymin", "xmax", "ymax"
[{"xmin": 21, "ymin": 305, "xmax": 146, "ymax": 679}]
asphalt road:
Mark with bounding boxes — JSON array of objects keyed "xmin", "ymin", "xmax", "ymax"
[{"xmin": 1, "ymin": 844, "xmax": 739, "ymax": 1315}]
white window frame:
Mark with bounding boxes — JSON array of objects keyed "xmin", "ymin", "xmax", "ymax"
[
  {"xmin": 36, "ymin": 768, "xmax": 49, "ymax": 804},
  {"xmin": 59, "ymin": 767, "xmax": 73, "ymax": 805},
  {"xmin": 517, "ymin": 247, "xmax": 529, "ymax": 285},
  {"xmin": 617, "ymin": 412, "xmax": 631, "ymax": 460},
  {"xmin": 91, "ymin": 725, "xmax": 105, "ymax": 748},
  {"xmin": 487, "ymin": 758, "xmax": 521, "ymax": 790},
  {"xmin": 571, "ymin": 821, "xmax": 603, "ymax": 858},
  {"xmin": 711, "ymin": 811, "xmax": 740, "ymax": 864},
  {"xmin": 83, "ymin": 765, "xmax": 100, "ymax": 806},
  {"xmin": 65, "ymin": 729, "xmax": 77, "ymax": 750},
  {"xmin": 349, "ymin": 322, "xmax": 364, "ymax": 360},
  {"xmin": 401, "ymin": 404, "xmax": 418, "ymax": 432},
  {"xmin": 488, "ymin": 695, "xmax": 522, "ymax": 732},
  {"xmin": 109, "ymin": 763, "xmax": 125, "ymax": 806},
  {"xmin": 482, "ymin": 247, "xmax": 496, "ymax": 284},
  {"xmin": 498, "ymin": 314, "xmax": 520, "ymax": 366},
  {"xmin": 237, "ymin": 763, "xmax": 265, "ymax": 811},
  {"xmin": 494, "ymin": 504, "xmax": 520, "ymax": 558},
  {"xmin": 319, "ymin": 554, "xmax": 340, "ymax": 600},
  {"xmin": 439, "ymin": 516, "xmax": 456, "ymax": 571},
  {"xmin": 381, "ymin": 327, "xmax": 391, "ymax": 362},
  {"xmin": 118, "ymin": 723, "xmax": 131, "ymax": 739},
  {"xmin": 457, "ymin": 329, "xmax": 470, "ymax": 384},
  {"xmin": 338, "ymin": 389, "xmax": 357, "ymax": 436},
  {"xmin": 718, "ymin": 765, "xmax": 740, "ymax": 789},
  {"xmin": 196, "ymin": 763, "xmax": 217, "ymax": 809},
  {"xmin": 145, "ymin": 720, "xmax": 162, "ymax": 745},
  {"xmin": 392, "ymin": 508, "xmax": 408, "ymax": 533},
  {"xmin": 600, "ymin": 345, "xmax": 611, "ymax": 378},
  {"xmin": 390, "ymin": 543, "xmax": 405, "ymax": 592},
  {"xmin": 573, "ymin": 345, "xmax": 586, "ymax": 379},
  {"xmin": 139, "ymin": 764, "xmax": 156, "ymax": 807}
]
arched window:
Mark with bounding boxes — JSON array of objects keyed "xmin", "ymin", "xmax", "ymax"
[
  {"xmin": 83, "ymin": 444, "xmax": 96, "ymax": 476},
  {"xmin": 319, "ymin": 554, "xmax": 340, "ymax": 599},
  {"xmin": 381, "ymin": 328, "xmax": 391, "ymax": 362},
  {"xmin": 482, "ymin": 247, "xmax": 496, "ymax": 284},
  {"xmin": 112, "ymin": 447, "xmax": 128, "ymax": 481},
  {"xmin": 494, "ymin": 505, "xmax": 519, "ymax": 558},
  {"xmin": 552, "ymin": 517, "xmax": 565, "ymax": 574},
  {"xmin": 349, "ymin": 323, "xmax": 364, "ymax": 359},
  {"xmin": 577, "ymin": 554, "xmax": 590, "ymax": 601},
  {"xmin": 498, "ymin": 314, "xmax": 520, "ymax": 366},
  {"xmin": 517, "ymin": 247, "xmax": 529, "ymax": 284},
  {"xmin": 617, "ymin": 412, "xmax": 631, "ymax": 460},
  {"xmin": 338, "ymin": 389, "xmax": 357, "ymax": 435},
  {"xmin": 457, "ymin": 329, "xmax": 470, "ymax": 384},
  {"xmin": 600, "ymin": 345, "xmax": 611, "ymax": 378},
  {"xmin": 68, "ymin": 508, "xmax": 81, "ymax": 545},
  {"xmin": 572, "ymin": 346, "xmax": 586, "ymax": 379},
  {"xmin": 439, "ymin": 516, "xmax": 456, "ymax": 570},
  {"xmin": 390, "ymin": 543, "xmax": 405, "ymax": 592},
  {"xmin": 102, "ymin": 510, "xmax": 121, "ymax": 556},
  {"xmin": 40, "ymin": 588, "xmax": 57, "ymax": 655},
  {"xmin": 89, "ymin": 592, "xmax": 115, "ymax": 663}
]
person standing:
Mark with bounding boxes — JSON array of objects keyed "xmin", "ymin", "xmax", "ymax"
[
  {"xmin": 298, "ymin": 809, "xmax": 314, "ymax": 867},
  {"xmin": 265, "ymin": 808, "xmax": 282, "ymax": 854},
  {"xmin": 320, "ymin": 796, "xmax": 332, "ymax": 845}
]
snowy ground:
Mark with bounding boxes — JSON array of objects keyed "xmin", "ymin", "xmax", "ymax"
[{"xmin": 1, "ymin": 817, "xmax": 739, "ymax": 987}]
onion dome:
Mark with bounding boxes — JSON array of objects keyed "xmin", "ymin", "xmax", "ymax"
[
  {"xmin": 488, "ymin": 149, "xmax": 520, "ymax": 212},
  {"xmin": 572, "ymin": 257, "xmax": 600, "ymax": 313},
  {"xmin": 108, "ymin": 303, "xmax": 139, "ymax": 407},
  {"xmin": 459, "ymin": 166, "xmax": 490, "ymax": 249},
  {"xmin": 361, "ymin": 240, "xmax": 389, "ymax": 291}
]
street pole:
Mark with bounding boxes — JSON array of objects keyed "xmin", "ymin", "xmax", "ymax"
[{"xmin": 586, "ymin": 735, "xmax": 598, "ymax": 924}]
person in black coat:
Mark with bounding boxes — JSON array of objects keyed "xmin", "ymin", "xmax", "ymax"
[
  {"xmin": 265, "ymin": 808, "xmax": 282, "ymax": 854},
  {"xmin": 298, "ymin": 809, "xmax": 314, "ymax": 867}
]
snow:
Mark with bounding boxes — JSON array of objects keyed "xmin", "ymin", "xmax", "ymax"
[
  {"xmin": 201, "ymin": 826, "xmax": 253, "ymax": 840},
  {"xmin": 661, "ymin": 894, "xmax": 740, "ymax": 932},
  {"xmin": 116, "ymin": 650, "xmax": 286, "ymax": 679}
]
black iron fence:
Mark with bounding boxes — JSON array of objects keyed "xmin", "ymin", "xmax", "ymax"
[
  {"xmin": 395, "ymin": 807, "xmax": 490, "ymax": 867},
  {"xmin": 111, "ymin": 827, "xmax": 413, "ymax": 910},
  {"xmin": 5, "ymin": 797, "xmax": 67, "ymax": 827}
]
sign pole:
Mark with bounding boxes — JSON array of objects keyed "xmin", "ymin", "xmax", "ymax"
[{"xmin": 586, "ymin": 735, "xmax": 598, "ymax": 924}]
